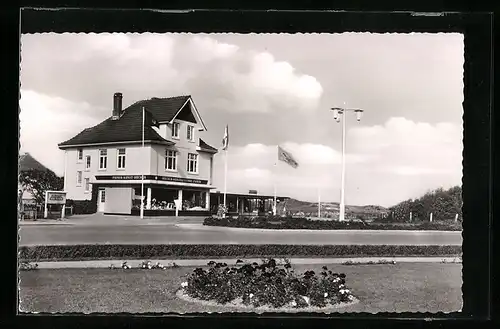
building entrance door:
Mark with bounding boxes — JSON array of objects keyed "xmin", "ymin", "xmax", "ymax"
[{"xmin": 98, "ymin": 188, "xmax": 106, "ymax": 212}]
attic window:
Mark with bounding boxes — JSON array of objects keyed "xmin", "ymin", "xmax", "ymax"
[
  {"xmin": 187, "ymin": 125, "xmax": 194, "ymax": 141},
  {"xmin": 172, "ymin": 122, "xmax": 180, "ymax": 139}
]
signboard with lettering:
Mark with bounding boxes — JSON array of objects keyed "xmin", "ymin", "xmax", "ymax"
[
  {"xmin": 248, "ymin": 190, "xmax": 258, "ymax": 195},
  {"xmin": 95, "ymin": 175, "xmax": 208, "ymax": 185},
  {"xmin": 46, "ymin": 191, "xmax": 67, "ymax": 205},
  {"xmin": 44, "ymin": 190, "xmax": 67, "ymax": 219}
]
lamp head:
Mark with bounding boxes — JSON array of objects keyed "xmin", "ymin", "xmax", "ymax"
[
  {"xmin": 332, "ymin": 108, "xmax": 339, "ymax": 120},
  {"xmin": 331, "ymin": 107, "xmax": 344, "ymax": 121},
  {"xmin": 354, "ymin": 109, "xmax": 364, "ymax": 122}
]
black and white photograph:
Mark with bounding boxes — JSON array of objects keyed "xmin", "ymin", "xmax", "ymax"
[{"xmin": 18, "ymin": 30, "xmax": 464, "ymax": 314}]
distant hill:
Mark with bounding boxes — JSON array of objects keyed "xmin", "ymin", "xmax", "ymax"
[{"xmin": 280, "ymin": 198, "xmax": 389, "ymax": 220}]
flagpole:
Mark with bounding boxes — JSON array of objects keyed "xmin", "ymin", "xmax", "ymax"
[
  {"xmin": 318, "ymin": 188, "xmax": 321, "ymax": 219},
  {"xmin": 223, "ymin": 148, "xmax": 228, "ymax": 209},
  {"xmin": 222, "ymin": 125, "xmax": 228, "ymax": 218},
  {"xmin": 273, "ymin": 145, "xmax": 277, "ymax": 216},
  {"xmin": 140, "ymin": 107, "xmax": 145, "ymax": 219}
]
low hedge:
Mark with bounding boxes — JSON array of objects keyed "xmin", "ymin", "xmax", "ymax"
[
  {"xmin": 66, "ymin": 199, "xmax": 96, "ymax": 215},
  {"xmin": 18, "ymin": 244, "xmax": 462, "ymax": 262},
  {"xmin": 203, "ymin": 216, "xmax": 462, "ymax": 231}
]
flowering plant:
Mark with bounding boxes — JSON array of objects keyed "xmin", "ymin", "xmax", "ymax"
[
  {"xmin": 217, "ymin": 204, "xmax": 227, "ymax": 218},
  {"xmin": 107, "ymin": 261, "xmax": 175, "ymax": 270},
  {"xmin": 181, "ymin": 258, "xmax": 355, "ymax": 308},
  {"xmin": 19, "ymin": 261, "xmax": 38, "ymax": 271}
]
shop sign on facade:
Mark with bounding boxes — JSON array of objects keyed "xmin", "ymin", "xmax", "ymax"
[{"xmin": 95, "ymin": 175, "xmax": 208, "ymax": 185}]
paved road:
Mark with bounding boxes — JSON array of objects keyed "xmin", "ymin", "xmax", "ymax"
[{"xmin": 19, "ymin": 223, "xmax": 462, "ymax": 246}]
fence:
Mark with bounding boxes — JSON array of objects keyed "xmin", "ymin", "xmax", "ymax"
[{"xmin": 19, "ymin": 204, "xmax": 73, "ymax": 220}]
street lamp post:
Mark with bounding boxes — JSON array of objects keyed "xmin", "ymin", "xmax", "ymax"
[{"xmin": 330, "ymin": 105, "xmax": 364, "ymax": 222}]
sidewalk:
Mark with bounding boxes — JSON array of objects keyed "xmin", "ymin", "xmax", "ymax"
[
  {"xmin": 19, "ymin": 220, "xmax": 73, "ymax": 226},
  {"xmin": 29, "ymin": 256, "xmax": 462, "ymax": 269},
  {"xmin": 19, "ymin": 214, "xmax": 204, "ymax": 226}
]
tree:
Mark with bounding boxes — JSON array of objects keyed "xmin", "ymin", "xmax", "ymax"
[
  {"xmin": 19, "ymin": 169, "xmax": 64, "ymax": 206},
  {"xmin": 388, "ymin": 185, "xmax": 462, "ymax": 223}
]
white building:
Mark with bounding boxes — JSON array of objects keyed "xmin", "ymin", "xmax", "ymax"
[{"xmin": 58, "ymin": 93, "xmax": 218, "ymax": 216}]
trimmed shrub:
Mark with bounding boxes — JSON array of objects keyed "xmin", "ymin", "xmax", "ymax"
[
  {"xmin": 66, "ymin": 199, "xmax": 96, "ymax": 214},
  {"xmin": 18, "ymin": 244, "xmax": 462, "ymax": 262},
  {"xmin": 65, "ymin": 187, "xmax": 98, "ymax": 215},
  {"xmin": 203, "ymin": 216, "xmax": 462, "ymax": 231}
]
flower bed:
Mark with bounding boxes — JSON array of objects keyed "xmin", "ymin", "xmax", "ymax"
[
  {"xmin": 107, "ymin": 260, "xmax": 179, "ymax": 270},
  {"xmin": 179, "ymin": 258, "xmax": 356, "ymax": 309},
  {"xmin": 203, "ymin": 216, "xmax": 462, "ymax": 231},
  {"xmin": 18, "ymin": 244, "xmax": 462, "ymax": 262},
  {"xmin": 19, "ymin": 261, "xmax": 38, "ymax": 271}
]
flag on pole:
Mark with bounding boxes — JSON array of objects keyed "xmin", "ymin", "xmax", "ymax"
[
  {"xmin": 278, "ymin": 145, "xmax": 299, "ymax": 168},
  {"xmin": 144, "ymin": 109, "xmax": 160, "ymax": 128},
  {"xmin": 222, "ymin": 125, "xmax": 229, "ymax": 150}
]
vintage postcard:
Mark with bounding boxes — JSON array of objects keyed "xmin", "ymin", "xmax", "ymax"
[{"xmin": 18, "ymin": 28, "xmax": 464, "ymax": 313}]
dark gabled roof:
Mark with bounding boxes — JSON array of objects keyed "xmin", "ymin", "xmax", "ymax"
[
  {"xmin": 199, "ymin": 139, "xmax": 218, "ymax": 154},
  {"xmin": 125, "ymin": 95, "xmax": 191, "ymax": 122},
  {"xmin": 58, "ymin": 105, "xmax": 174, "ymax": 148},
  {"xmin": 58, "ymin": 95, "xmax": 219, "ymax": 149},
  {"xmin": 19, "ymin": 153, "xmax": 52, "ymax": 172}
]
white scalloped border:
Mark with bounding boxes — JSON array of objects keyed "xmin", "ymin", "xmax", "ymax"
[{"xmin": 176, "ymin": 288, "xmax": 359, "ymax": 312}]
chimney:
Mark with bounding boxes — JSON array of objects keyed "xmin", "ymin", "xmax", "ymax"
[{"xmin": 112, "ymin": 92, "xmax": 123, "ymax": 120}]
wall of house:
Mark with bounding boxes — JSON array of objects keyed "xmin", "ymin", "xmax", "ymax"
[
  {"xmin": 64, "ymin": 145, "xmax": 152, "ymax": 201},
  {"xmin": 150, "ymin": 143, "xmax": 213, "ymax": 182},
  {"xmin": 162, "ymin": 119, "xmax": 199, "ymax": 144},
  {"xmin": 149, "ymin": 118, "xmax": 212, "ymax": 182}
]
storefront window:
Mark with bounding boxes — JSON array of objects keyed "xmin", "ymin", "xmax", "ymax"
[
  {"xmin": 131, "ymin": 187, "xmax": 208, "ymax": 211},
  {"xmin": 182, "ymin": 190, "xmax": 207, "ymax": 210},
  {"xmin": 132, "ymin": 187, "xmax": 145, "ymax": 210},
  {"xmin": 132, "ymin": 187, "xmax": 179, "ymax": 210}
]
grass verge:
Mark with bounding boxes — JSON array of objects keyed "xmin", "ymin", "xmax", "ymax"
[
  {"xmin": 18, "ymin": 262, "xmax": 462, "ymax": 313},
  {"xmin": 19, "ymin": 244, "xmax": 462, "ymax": 262}
]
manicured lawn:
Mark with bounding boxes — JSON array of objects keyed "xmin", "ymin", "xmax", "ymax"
[{"xmin": 19, "ymin": 262, "xmax": 462, "ymax": 313}]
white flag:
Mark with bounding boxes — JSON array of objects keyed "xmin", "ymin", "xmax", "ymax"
[
  {"xmin": 278, "ymin": 145, "xmax": 299, "ymax": 168},
  {"xmin": 222, "ymin": 125, "xmax": 229, "ymax": 150}
]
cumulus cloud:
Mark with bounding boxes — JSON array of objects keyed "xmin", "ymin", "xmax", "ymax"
[
  {"xmin": 19, "ymin": 90, "xmax": 102, "ymax": 175},
  {"xmin": 348, "ymin": 117, "xmax": 463, "ymax": 179},
  {"xmin": 20, "ymin": 33, "xmax": 323, "ymax": 116},
  {"xmin": 211, "ymin": 117, "xmax": 462, "ymax": 206}
]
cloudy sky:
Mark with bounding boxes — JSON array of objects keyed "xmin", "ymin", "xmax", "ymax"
[{"xmin": 19, "ymin": 33, "xmax": 464, "ymax": 207}]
